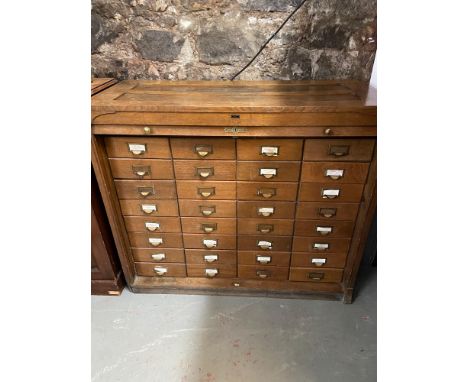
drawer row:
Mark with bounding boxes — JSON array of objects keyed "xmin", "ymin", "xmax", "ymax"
[{"xmin": 105, "ymin": 137, "xmax": 375, "ymax": 162}]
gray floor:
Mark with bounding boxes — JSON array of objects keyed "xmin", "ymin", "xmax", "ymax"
[{"xmin": 92, "ymin": 266, "xmax": 376, "ymax": 382}]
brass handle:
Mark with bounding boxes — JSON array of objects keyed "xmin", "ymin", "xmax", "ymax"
[
  {"xmin": 201, "ymin": 223, "xmax": 217, "ymax": 233},
  {"xmin": 133, "ymin": 165, "xmax": 151, "ymax": 177},
  {"xmin": 261, "ymin": 146, "xmax": 279, "ymax": 157},
  {"xmin": 325, "ymin": 169, "xmax": 344, "ymax": 180},
  {"xmin": 138, "ymin": 187, "xmax": 154, "ymax": 197},
  {"xmin": 204, "ymin": 254, "xmax": 218, "ymax": 263},
  {"xmin": 257, "ymin": 188, "xmax": 276, "ymax": 199},
  {"xmin": 257, "ymin": 224, "xmax": 274, "ymax": 234},
  {"xmin": 256, "ymin": 270, "xmax": 270, "ymax": 279},
  {"xmin": 311, "ymin": 258, "xmax": 326, "ymax": 267},
  {"xmin": 200, "ymin": 206, "xmax": 216, "ymax": 216},
  {"xmin": 328, "ymin": 145, "xmax": 350, "ymax": 157},
  {"xmin": 316, "ymin": 226, "xmax": 332, "ymax": 236},
  {"xmin": 141, "ymin": 204, "xmax": 157, "ymax": 214},
  {"xmin": 203, "ymin": 239, "xmax": 218, "ymax": 249},
  {"xmin": 145, "ymin": 222, "xmax": 160, "ymax": 232},
  {"xmin": 151, "ymin": 253, "xmax": 166, "ymax": 261},
  {"xmin": 256, "ymin": 256, "xmax": 271, "ymax": 265},
  {"xmin": 198, "ymin": 187, "xmax": 215, "ymax": 198},
  {"xmin": 194, "ymin": 144, "xmax": 213, "ymax": 158},
  {"xmin": 128, "ymin": 143, "xmax": 146, "ymax": 155},
  {"xmin": 205, "ymin": 268, "xmax": 218, "ymax": 278},
  {"xmin": 143, "ymin": 126, "xmax": 151, "ymax": 134},
  {"xmin": 257, "ymin": 240, "xmax": 272, "ymax": 250},
  {"xmin": 197, "ymin": 167, "xmax": 214, "ymax": 179},
  {"xmin": 313, "ymin": 243, "xmax": 329, "ymax": 251},
  {"xmin": 319, "ymin": 208, "xmax": 337, "ymax": 218},
  {"xmin": 258, "ymin": 207, "xmax": 274, "ymax": 217},
  {"xmin": 259, "ymin": 168, "xmax": 277, "ymax": 179},
  {"xmin": 154, "ymin": 266, "xmax": 167, "ymax": 276},
  {"xmin": 149, "ymin": 238, "xmax": 163, "ymax": 247},
  {"xmin": 308, "ymin": 272, "xmax": 324, "ymax": 281},
  {"xmin": 321, "ymin": 189, "xmax": 340, "ymax": 199}
]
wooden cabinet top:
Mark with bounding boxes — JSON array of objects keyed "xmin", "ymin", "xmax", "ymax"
[{"xmin": 91, "ymin": 78, "xmax": 118, "ymax": 96}]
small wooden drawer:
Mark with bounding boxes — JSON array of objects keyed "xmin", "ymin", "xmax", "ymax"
[
  {"xmin": 173, "ymin": 160, "xmax": 236, "ymax": 181},
  {"xmin": 292, "ymin": 237, "xmax": 351, "ymax": 254},
  {"xmin": 178, "ymin": 200, "xmax": 236, "ymax": 218},
  {"xmin": 176, "ymin": 181, "xmax": 236, "ymax": 200},
  {"xmin": 289, "ymin": 267, "xmax": 343, "ymax": 283},
  {"xmin": 303, "ymin": 139, "xmax": 375, "ymax": 162},
  {"xmin": 294, "ymin": 220, "xmax": 355, "ymax": 238},
  {"xmin": 109, "ymin": 159, "xmax": 174, "ymax": 180},
  {"xmin": 298, "ymin": 183, "xmax": 364, "ymax": 203},
  {"xmin": 135, "ymin": 262, "xmax": 186, "ymax": 277},
  {"xmin": 238, "ymin": 235, "xmax": 292, "ymax": 252},
  {"xmin": 119, "ymin": 199, "xmax": 179, "ymax": 217},
  {"xmin": 114, "ymin": 180, "xmax": 177, "ymax": 200},
  {"xmin": 237, "ymin": 218, "xmax": 294, "ymax": 236},
  {"xmin": 132, "ymin": 248, "xmax": 185, "ymax": 263},
  {"xmin": 183, "ymin": 234, "xmax": 237, "ymax": 250},
  {"xmin": 185, "ymin": 249, "xmax": 237, "ymax": 265},
  {"xmin": 105, "ymin": 137, "xmax": 171, "ymax": 159},
  {"xmin": 237, "ymin": 161, "xmax": 301, "ymax": 182},
  {"xmin": 238, "ymin": 251, "xmax": 291, "ymax": 267},
  {"xmin": 237, "ymin": 201, "xmax": 296, "ymax": 219},
  {"xmin": 238, "ymin": 265, "xmax": 289, "ymax": 281},
  {"xmin": 181, "ymin": 217, "xmax": 236, "ymax": 234},
  {"xmin": 295, "ymin": 202, "xmax": 359, "ymax": 221},
  {"xmin": 301, "ymin": 162, "xmax": 370, "ymax": 184},
  {"xmin": 124, "ymin": 216, "xmax": 181, "ymax": 233},
  {"xmin": 290, "ymin": 252, "xmax": 347, "ymax": 269},
  {"xmin": 171, "ymin": 138, "xmax": 235, "ymax": 159},
  {"xmin": 187, "ymin": 264, "xmax": 237, "ymax": 278},
  {"xmin": 237, "ymin": 181, "xmax": 298, "ymax": 201},
  {"xmin": 237, "ymin": 139, "xmax": 303, "ymax": 161},
  {"xmin": 128, "ymin": 232, "xmax": 183, "ymax": 248}
]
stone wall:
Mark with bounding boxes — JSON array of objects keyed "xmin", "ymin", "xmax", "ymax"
[{"xmin": 91, "ymin": 0, "xmax": 376, "ymax": 81}]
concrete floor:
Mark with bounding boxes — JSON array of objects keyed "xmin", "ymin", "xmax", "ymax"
[{"xmin": 92, "ymin": 265, "xmax": 376, "ymax": 382}]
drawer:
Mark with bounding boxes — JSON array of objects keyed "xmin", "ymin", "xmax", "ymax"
[
  {"xmin": 237, "ymin": 218, "xmax": 294, "ymax": 236},
  {"xmin": 119, "ymin": 199, "xmax": 179, "ymax": 217},
  {"xmin": 292, "ymin": 237, "xmax": 351, "ymax": 254},
  {"xmin": 237, "ymin": 201, "xmax": 296, "ymax": 219},
  {"xmin": 289, "ymin": 267, "xmax": 343, "ymax": 283},
  {"xmin": 237, "ymin": 181, "xmax": 298, "ymax": 201},
  {"xmin": 176, "ymin": 181, "xmax": 236, "ymax": 200},
  {"xmin": 173, "ymin": 160, "xmax": 236, "ymax": 181},
  {"xmin": 238, "ymin": 251, "xmax": 291, "ymax": 267},
  {"xmin": 237, "ymin": 139, "xmax": 303, "ymax": 161},
  {"xmin": 178, "ymin": 200, "xmax": 236, "ymax": 218},
  {"xmin": 171, "ymin": 138, "xmax": 235, "ymax": 159},
  {"xmin": 135, "ymin": 262, "xmax": 186, "ymax": 277},
  {"xmin": 115, "ymin": 180, "xmax": 177, "ymax": 200},
  {"xmin": 180, "ymin": 217, "xmax": 236, "ymax": 234},
  {"xmin": 124, "ymin": 216, "xmax": 181, "ymax": 233},
  {"xmin": 132, "ymin": 248, "xmax": 185, "ymax": 263},
  {"xmin": 128, "ymin": 232, "xmax": 183, "ymax": 248},
  {"xmin": 238, "ymin": 235, "xmax": 292, "ymax": 252},
  {"xmin": 294, "ymin": 220, "xmax": 355, "ymax": 238},
  {"xmin": 298, "ymin": 183, "xmax": 364, "ymax": 203},
  {"xmin": 237, "ymin": 161, "xmax": 301, "ymax": 182},
  {"xmin": 303, "ymin": 139, "xmax": 375, "ymax": 162},
  {"xmin": 185, "ymin": 249, "xmax": 237, "ymax": 265},
  {"xmin": 109, "ymin": 159, "xmax": 174, "ymax": 180},
  {"xmin": 301, "ymin": 162, "xmax": 370, "ymax": 184},
  {"xmin": 105, "ymin": 137, "xmax": 171, "ymax": 159},
  {"xmin": 187, "ymin": 264, "xmax": 237, "ymax": 278},
  {"xmin": 295, "ymin": 202, "xmax": 359, "ymax": 221},
  {"xmin": 290, "ymin": 252, "xmax": 347, "ymax": 269},
  {"xmin": 183, "ymin": 234, "xmax": 237, "ymax": 250},
  {"xmin": 238, "ymin": 265, "xmax": 289, "ymax": 281}
]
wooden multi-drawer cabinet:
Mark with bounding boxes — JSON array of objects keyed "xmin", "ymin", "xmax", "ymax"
[{"xmin": 92, "ymin": 80, "xmax": 376, "ymax": 303}]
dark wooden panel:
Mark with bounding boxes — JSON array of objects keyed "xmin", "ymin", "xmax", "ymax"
[
  {"xmin": 238, "ymin": 265, "xmax": 289, "ymax": 281},
  {"xmin": 303, "ymin": 139, "xmax": 375, "ymax": 162},
  {"xmin": 289, "ymin": 267, "xmax": 343, "ymax": 283}
]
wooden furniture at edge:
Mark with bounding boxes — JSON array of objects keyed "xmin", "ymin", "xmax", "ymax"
[
  {"xmin": 91, "ymin": 78, "xmax": 125, "ymax": 295},
  {"xmin": 91, "ymin": 80, "xmax": 376, "ymax": 303}
]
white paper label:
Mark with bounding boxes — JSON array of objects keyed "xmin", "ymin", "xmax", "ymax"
[
  {"xmin": 154, "ymin": 266, "xmax": 167, "ymax": 274},
  {"xmin": 258, "ymin": 240, "xmax": 272, "ymax": 248},
  {"xmin": 205, "ymin": 269, "xmax": 219, "ymax": 276},
  {"xmin": 258, "ymin": 207, "xmax": 274, "ymax": 215},
  {"xmin": 151, "ymin": 253, "xmax": 166, "ymax": 261},
  {"xmin": 256, "ymin": 256, "xmax": 271, "ymax": 263},
  {"xmin": 314, "ymin": 243, "xmax": 329, "ymax": 250},
  {"xmin": 326, "ymin": 169, "xmax": 344, "ymax": 177},
  {"xmin": 316, "ymin": 226, "xmax": 332, "ymax": 233},
  {"xmin": 145, "ymin": 222, "xmax": 160, "ymax": 231},
  {"xmin": 260, "ymin": 168, "xmax": 277, "ymax": 176},
  {"xmin": 312, "ymin": 258, "xmax": 327, "ymax": 264},
  {"xmin": 128, "ymin": 143, "xmax": 146, "ymax": 153},
  {"xmin": 149, "ymin": 238, "xmax": 163, "ymax": 246},
  {"xmin": 261, "ymin": 146, "xmax": 279, "ymax": 156},
  {"xmin": 204, "ymin": 255, "xmax": 218, "ymax": 262},
  {"xmin": 141, "ymin": 204, "xmax": 157, "ymax": 213},
  {"xmin": 322, "ymin": 189, "xmax": 340, "ymax": 196},
  {"xmin": 203, "ymin": 239, "xmax": 217, "ymax": 248}
]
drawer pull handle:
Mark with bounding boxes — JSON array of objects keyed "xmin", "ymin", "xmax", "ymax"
[
  {"xmin": 257, "ymin": 188, "xmax": 276, "ymax": 199},
  {"xmin": 205, "ymin": 268, "xmax": 219, "ymax": 278},
  {"xmin": 260, "ymin": 168, "xmax": 277, "ymax": 179},
  {"xmin": 194, "ymin": 144, "xmax": 213, "ymax": 158},
  {"xmin": 325, "ymin": 169, "xmax": 344, "ymax": 180},
  {"xmin": 154, "ymin": 266, "xmax": 167, "ymax": 276},
  {"xmin": 145, "ymin": 222, "xmax": 160, "ymax": 232},
  {"xmin": 256, "ymin": 255, "xmax": 271, "ymax": 265},
  {"xmin": 256, "ymin": 270, "xmax": 271, "ymax": 279},
  {"xmin": 203, "ymin": 239, "xmax": 218, "ymax": 249},
  {"xmin": 133, "ymin": 165, "xmax": 151, "ymax": 177},
  {"xmin": 321, "ymin": 189, "xmax": 340, "ymax": 199},
  {"xmin": 198, "ymin": 187, "xmax": 215, "ymax": 198},
  {"xmin": 261, "ymin": 146, "xmax": 279, "ymax": 157},
  {"xmin": 257, "ymin": 240, "xmax": 272, "ymax": 250},
  {"xmin": 316, "ymin": 226, "xmax": 332, "ymax": 235},
  {"xmin": 149, "ymin": 238, "xmax": 163, "ymax": 247},
  {"xmin": 308, "ymin": 272, "xmax": 324, "ymax": 281},
  {"xmin": 201, "ymin": 223, "xmax": 217, "ymax": 233},
  {"xmin": 258, "ymin": 207, "xmax": 274, "ymax": 217},
  {"xmin": 311, "ymin": 258, "xmax": 327, "ymax": 266},
  {"xmin": 328, "ymin": 145, "xmax": 350, "ymax": 157},
  {"xmin": 128, "ymin": 143, "xmax": 146, "ymax": 155},
  {"xmin": 319, "ymin": 208, "xmax": 337, "ymax": 218},
  {"xmin": 200, "ymin": 206, "xmax": 216, "ymax": 216},
  {"xmin": 257, "ymin": 224, "xmax": 274, "ymax": 234},
  {"xmin": 204, "ymin": 254, "xmax": 218, "ymax": 263},
  {"xmin": 197, "ymin": 167, "xmax": 214, "ymax": 178},
  {"xmin": 138, "ymin": 187, "xmax": 154, "ymax": 197},
  {"xmin": 151, "ymin": 253, "xmax": 166, "ymax": 261},
  {"xmin": 141, "ymin": 204, "xmax": 157, "ymax": 214},
  {"xmin": 313, "ymin": 243, "xmax": 329, "ymax": 251}
]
